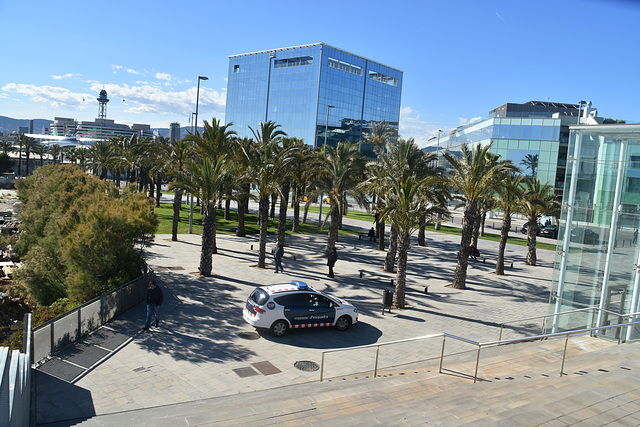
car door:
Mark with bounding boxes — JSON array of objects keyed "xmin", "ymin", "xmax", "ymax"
[
  {"xmin": 277, "ymin": 293, "xmax": 313, "ymax": 326},
  {"xmin": 307, "ymin": 294, "xmax": 336, "ymax": 325}
]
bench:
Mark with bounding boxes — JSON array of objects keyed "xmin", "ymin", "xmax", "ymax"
[
  {"xmin": 478, "ymin": 258, "xmax": 513, "ymax": 268},
  {"xmin": 358, "ymin": 269, "xmax": 430, "ymax": 294},
  {"xmin": 358, "ymin": 233, "xmax": 377, "ymax": 242}
]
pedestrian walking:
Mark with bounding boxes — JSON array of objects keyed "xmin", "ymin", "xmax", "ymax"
[
  {"xmin": 368, "ymin": 227, "xmax": 376, "ymax": 242},
  {"xmin": 143, "ymin": 279, "xmax": 163, "ymax": 330},
  {"xmin": 273, "ymin": 240, "xmax": 284, "ymax": 273},
  {"xmin": 327, "ymin": 246, "xmax": 338, "ymax": 278}
]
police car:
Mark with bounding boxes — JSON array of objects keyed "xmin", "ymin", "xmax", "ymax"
[{"xmin": 243, "ymin": 281, "xmax": 358, "ymax": 337}]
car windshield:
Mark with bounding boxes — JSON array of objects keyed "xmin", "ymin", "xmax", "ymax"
[
  {"xmin": 317, "ymin": 290, "xmax": 340, "ymax": 305},
  {"xmin": 249, "ymin": 288, "xmax": 269, "ymax": 305}
]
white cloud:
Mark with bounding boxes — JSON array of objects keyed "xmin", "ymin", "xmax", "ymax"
[
  {"xmin": 111, "ymin": 65, "xmax": 143, "ymax": 75},
  {"xmin": 155, "ymin": 72, "xmax": 172, "ymax": 82},
  {"xmin": 399, "ymin": 106, "xmax": 450, "ymax": 147},
  {"xmin": 52, "ymin": 73, "xmax": 80, "ymax": 80},
  {"xmin": 1, "ymin": 83, "xmax": 85, "ymax": 109},
  {"xmin": 458, "ymin": 116, "xmax": 483, "ymax": 126}
]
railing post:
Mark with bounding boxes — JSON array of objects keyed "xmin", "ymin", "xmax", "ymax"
[
  {"xmin": 498, "ymin": 324, "xmax": 504, "ymax": 342},
  {"xmin": 473, "ymin": 346, "xmax": 481, "ymax": 383},
  {"xmin": 374, "ymin": 346, "xmax": 380, "ymax": 378},
  {"xmin": 560, "ymin": 334, "xmax": 569, "ymax": 377},
  {"xmin": 320, "ymin": 352, "xmax": 325, "ymax": 382},
  {"xmin": 439, "ymin": 336, "xmax": 446, "ymax": 374},
  {"xmin": 542, "ymin": 316, "xmax": 547, "ymax": 335}
]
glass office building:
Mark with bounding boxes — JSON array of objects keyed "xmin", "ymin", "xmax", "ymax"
[
  {"xmin": 225, "ymin": 43, "xmax": 403, "ymax": 156},
  {"xmin": 434, "ymin": 101, "xmax": 594, "ymax": 194},
  {"xmin": 548, "ymin": 124, "xmax": 640, "ymax": 341}
]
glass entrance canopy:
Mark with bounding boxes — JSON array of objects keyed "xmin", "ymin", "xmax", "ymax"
[{"xmin": 549, "ymin": 124, "xmax": 640, "ymax": 341}]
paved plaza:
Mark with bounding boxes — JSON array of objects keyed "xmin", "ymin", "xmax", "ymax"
[{"xmin": 34, "ymin": 209, "xmax": 560, "ymax": 425}]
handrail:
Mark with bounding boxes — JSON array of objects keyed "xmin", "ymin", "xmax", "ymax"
[
  {"xmin": 319, "ymin": 316, "xmax": 640, "ymax": 383},
  {"xmin": 497, "ymin": 306, "xmax": 640, "ymax": 341}
]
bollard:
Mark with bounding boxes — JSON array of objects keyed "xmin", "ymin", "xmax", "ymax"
[
  {"xmin": 390, "ymin": 279, "xmax": 394, "ymax": 286},
  {"xmin": 293, "ymin": 255, "xmax": 296, "ymax": 261},
  {"xmin": 251, "ymin": 244, "xmax": 253, "ymax": 250},
  {"xmin": 424, "ymin": 286, "xmax": 429, "ymax": 294},
  {"xmin": 360, "ymin": 271, "xmax": 363, "ymax": 278},
  {"xmin": 510, "ymin": 262, "xmax": 513, "ymax": 268}
]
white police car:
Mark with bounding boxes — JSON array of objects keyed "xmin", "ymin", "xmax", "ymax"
[{"xmin": 243, "ymin": 281, "xmax": 358, "ymax": 337}]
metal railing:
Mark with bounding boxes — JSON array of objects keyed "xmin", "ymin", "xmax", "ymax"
[
  {"xmin": 497, "ymin": 306, "xmax": 639, "ymax": 341},
  {"xmin": 31, "ymin": 271, "xmax": 153, "ymax": 365},
  {"xmin": 320, "ymin": 308, "xmax": 640, "ymax": 383}
]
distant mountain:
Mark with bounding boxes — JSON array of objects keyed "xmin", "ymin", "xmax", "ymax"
[{"xmin": 0, "ymin": 116, "xmax": 53, "ymax": 134}]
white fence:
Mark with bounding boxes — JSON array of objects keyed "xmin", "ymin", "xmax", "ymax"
[{"xmin": 0, "ymin": 313, "xmax": 31, "ymax": 426}]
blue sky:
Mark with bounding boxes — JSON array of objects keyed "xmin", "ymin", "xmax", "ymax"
[{"xmin": 1, "ymin": 0, "xmax": 638, "ymax": 146}]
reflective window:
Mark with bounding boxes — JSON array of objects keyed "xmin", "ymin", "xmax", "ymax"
[
  {"xmin": 274, "ymin": 56, "xmax": 313, "ymax": 68},
  {"xmin": 368, "ymin": 70, "xmax": 397, "ymax": 87}
]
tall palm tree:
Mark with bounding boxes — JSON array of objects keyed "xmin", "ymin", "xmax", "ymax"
[
  {"xmin": 161, "ymin": 138, "xmax": 193, "ymax": 241},
  {"xmin": 521, "ymin": 153, "xmax": 539, "ymax": 178},
  {"xmin": 49, "ymin": 144, "xmax": 62, "ymax": 165},
  {"xmin": 321, "ymin": 141, "xmax": 367, "ymax": 256},
  {"xmin": 520, "ymin": 178, "xmax": 559, "ymax": 266},
  {"xmin": 289, "ymin": 144, "xmax": 319, "ymax": 232},
  {"xmin": 372, "ymin": 139, "xmax": 448, "ymax": 307},
  {"xmin": 21, "ymin": 135, "xmax": 39, "ymax": 176},
  {"xmin": 443, "ymin": 143, "xmax": 518, "ymax": 290},
  {"xmin": 183, "ymin": 118, "xmax": 236, "ymax": 253},
  {"xmin": 172, "ymin": 156, "xmax": 229, "ymax": 276},
  {"xmin": 87, "ymin": 140, "xmax": 118, "ymax": 180},
  {"xmin": 493, "ymin": 173, "xmax": 524, "ymax": 275},
  {"xmin": 0, "ymin": 139, "xmax": 14, "ymax": 155},
  {"xmin": 276, "ymin": 137, "xmax": 305, "ymax": 243},
  {"xmin": 242, "ymin": 121, "xmax": 295, "ymax": 268}
]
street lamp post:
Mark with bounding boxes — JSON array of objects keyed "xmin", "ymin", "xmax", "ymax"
[
  {"xmin": 189, "ymin": 76, "xmax": 208, "ymax": 234},
  {"xmin": 318, "ymin": 104, "xmax": 335, "ymax": 227},
  {"xmin": 434, "ymin": 129, "xmax": 443, "ymax": 230}
]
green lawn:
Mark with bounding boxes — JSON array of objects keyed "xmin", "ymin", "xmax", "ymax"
[
  {"xmin": 153, "ymin": 203, "xmax": 556, "ymax": 250},
  {"xmin": 154, "ymin": 203, "xmax": 360, "ymax": 236}
]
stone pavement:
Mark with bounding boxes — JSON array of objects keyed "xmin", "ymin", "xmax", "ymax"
[{"xmin": 34, "ymin": 210, "xmax": 560, "ymax": 425}]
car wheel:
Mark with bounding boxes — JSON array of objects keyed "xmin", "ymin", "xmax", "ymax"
[
  {"xmin": 335, "ymin": 315, "xmax": 351, "ymax": 331},
  {"xmin": 270, "ymin": 320, "xmax": 288, "ymax": 337}
]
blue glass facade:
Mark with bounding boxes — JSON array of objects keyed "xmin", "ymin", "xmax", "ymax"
[
  {"xmin": 225, "ymin": 43, "xmax": 403, "ymax": 154},
  {"xmin": 436, "ymin": 117, "xmax": 563, "ymax": 189}
]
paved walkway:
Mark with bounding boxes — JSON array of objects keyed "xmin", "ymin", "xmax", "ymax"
[{"xmin": 35, "ymin": 210, "xmax": 558, "ymax": 425}]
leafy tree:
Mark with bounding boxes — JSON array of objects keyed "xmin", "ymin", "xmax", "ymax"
[
  {"xmin": 493, "ymin": 173, "xmax": 524, "ymax": 275},
  {"xmin": 321, "ymin": 141, "xmax": 366, "ymax": 256},
  {"xmin": 520, "ymin": 178, "xmax": 559, "ymax": 266},
  {"xmin": 242, "ymin": 121, "xmax": 296, "ymax": 268},
  {"xmin": 14, "ymin": 164, "xmax": 157, "ymax": 304},
  {"xmin": 443, "ymin": 143, "xmax": 517, "ymax": 290},
  {"xmin": 184, "ymin": 118, "xmax": 236, "ymax": 253},
  {"xmin": 521, "ymin": 153, "xmax": 539, "ymax": 178},
  {"xmin": 0, "ymin": 153, "xmax": 15, "ymax": 173},
  {"xmin": 172, "ymin": 157, "xmax": 228, "ymax": 276}
]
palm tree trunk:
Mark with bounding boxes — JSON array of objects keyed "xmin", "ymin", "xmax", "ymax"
[
  {"xmin": 417, "ymin": 212, "xmax": 426, "ymax": 246},
  {"xmin": 211, "ymin": 206, "xmax": 218, "ymax": 255},
  {"xmin": 325, "ymin": 201, "xmax": 340, "ymax": 257},
  {"xmin": 171, "ymin": 188, "xmax": 183, "ymax": 241},
  {"xmin": 155, "ymin": 173, "xmax": 162, "ymax": 207},
  {"xmin": 224, "ymin": 195, "xmax": 231, "ymax": 220},
  {"xmin": 376, "ymin": 199, "xmax": 385, "ymax": 251},
  {"xmin": 270, "ymin": 194, "xmax": 277, "ymax": 218},
  {"xmin": 278, "ymin": 180, "xmax": 290, "ymax": 243},
  {"xmin": 292, "ymin": 185, "xmax": 300, "ymax": 233},
  {"xmin": 472, "ymin": 207, "xmax": 481, "ymax": 249},
  {"xmin": 495, "ymin": 215, "xmax": 511, "ymax": 275},
  {"xmin": 302, "ymin": 198, "xmax": 312, "ymax": 224},
  {"xmin": 480, "ymin": 210, "xmax": 487, "ymax": 237},
  {"xmin": 394, "ymin": 231, "xmax": 410, "ymax": 309},
  {"xmin": 451, "ymin": 201, "xmax": 478, "ymax": 289},
  {"xmin": 384, "ymin": 226, "xmax": 398, "ymax": 272},
  {"xmin": 258, "ymin": 195, "xmax": 270, "ymax": 268},
  {"xmin": 236, "ymin": 195, "xmax": 246, "ymax": 237},
  {"xmin": 526, "ymin": 218, "xmax": 538, "ymax": 265},
  {"xmin": 199, "ymin": 201, "xmax": 215, "ymax": 276}
]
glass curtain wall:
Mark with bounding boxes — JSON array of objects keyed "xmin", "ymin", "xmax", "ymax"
[{"xmin": 549, "ymin": 125, "xmax": 640, "ymax": 341}]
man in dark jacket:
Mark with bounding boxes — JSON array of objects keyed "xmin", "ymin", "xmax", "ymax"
[
  {"xmin": 327, "ymin": 246, "xmax": 338, "ymax": 278},
  {"xmin": 273, "ymin": 240, "xmax": 284, "ymax": 273},
  {"xmin": 143, "ymin": 279, "xmax": 163, "ymax": 330}
]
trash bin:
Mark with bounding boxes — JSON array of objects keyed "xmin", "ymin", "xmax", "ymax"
[{"xmin": 382, "ymin": 290, "xmax": 393, "ymax": 314}]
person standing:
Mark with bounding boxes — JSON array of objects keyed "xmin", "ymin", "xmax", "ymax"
[
  {"xmin": 143, "ymin": 279, "xmax": 163, "ymax": 330},
  {"xmin": 634, "ymin": 228, "xmax": 638, "ymax": 245},
  {"xmin": 327, "ymin": 246, "xmax": 338, "ymax": 278},
  {"xmin": 368, "ymin": 227, "xmax": 376, "ymax": 242},
  {"xmin": 273, "ymin": 240, "xmax": 284, "ymax": 273}
]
